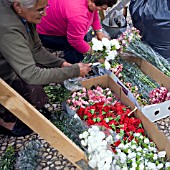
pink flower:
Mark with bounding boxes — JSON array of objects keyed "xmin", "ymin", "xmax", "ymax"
[
  {"xmin": 82, "ymin": 87, "xmax": 86, "ymax": 93},
  {"xmin": 72, "ymin": 92, "xmax": 77, "ymax": 98}
]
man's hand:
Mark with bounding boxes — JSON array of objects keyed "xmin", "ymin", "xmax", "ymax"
[
  {"xmin": 96, "ymin": 31, "xmax": 110, "ymax": 41},
  {"xmin": 78, "ymin": 63, "xmax": 92, "ymax": 77},
  {"xmin": 61, "ymin": 61, "xmax": 72, "ymax": 67}
]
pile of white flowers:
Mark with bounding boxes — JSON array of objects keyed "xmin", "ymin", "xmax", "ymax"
[
  {"xmin": 112, "ymin": 133, "xmax": 170, "ymax": 170},
  {"xmin": 79, "ymin": 129, "xmax": 170, "ymax": 170},
  {"xmin": 91, "ymin": 38, "xmax": 120, "ymax": 64},
  {"xmin": 79, "ymin": 125, "xmax": 114, "ymax": 170}
]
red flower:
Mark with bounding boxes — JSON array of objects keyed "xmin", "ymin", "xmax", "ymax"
[
  {"xmin": 127, "ymin": 125, "xmax": 136, "ymax": 132},
  {"xmin": 103, "ymin": 105, "xmax": 111, "ymax": 113},
  {"xmin": 114, "ymin": 140, "xmax": 121, "ymax": 147},
  {"xmin": 128, "ymin": 135, "xmax": 134, "ymax": 142},
  {"xmin": 132, "ymin": 119, "xmax": 141, "ymax": 128},
  {"xmin": 124, "ymin": 117, "xmax": 130, "ymax": 124},
  {"xmin": 108, "ymin": 120, "xmax": 118, "ymax": 126},
  {"xmin": 77, "ymin": 107, "xmax": 85, "ymax": 119},
  {"xmin": 87, "ymin": 119, "xmax": 95, "ymax": 125},
  {"xmin": 135, "ymin": 128, "xmax": 145, "ymax": 134}
]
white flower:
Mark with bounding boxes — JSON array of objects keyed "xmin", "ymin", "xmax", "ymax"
[
  {"xmin": 158, "ymin": 151, "xmax": 166, "ymax": 158},
  {"xmin": 105, "ymin": 118, "xmax": 110, "ymax": 123},
  {"xmin": 97, "ymin": 160, "xmax": 105, "ymax": 168},
  {"xmin": 157, "ymin": 163, "xmax": 164, "ymax": 169},
  {"xmin": 92, "ymin": 38, "xmax": 103, "ymax": 51},
  {"xmin": 104, "ymin": 60, "xmax": 111, "ymax": 70},
  {"xmin": 149, "ymin": 146, "xmax": 157, "ymax": 152},
  {"xmin": 133, "ymin": 133, "xmax": 140, "ymax": 137},
  {"xmin": 81, "ymin": 140, "xmax": 87, "ymax": 146},
  {"xmin": 139, "ymin": 135, "xmax": 143, "ymax": 139},
  {"xmin": 88, "ymin": 158, "xmax": 97, "ymax": 169},
  {"xmin": 153, "ymin": 154, "xmax": 158, "ymax": 160},
  {"xmin": 136, "ymin": 146, "xmax": 142, "ymax": 152},
  {"xmin": 92, "ymin": 37, "xmax": 98, "ymax": 44},
  {"xmin": 91, "ymin": 125, "xmax": 100, "ymax": 131},
  {"xmin": 144, "ymin": 138, "xmax": 150, "ymax": 144},
  {"xmin": 82, "ymin": 131, "xmax": 89, "ymax": 139},
  {"xmin": 110, "ymin": 39, "xmax": 120, "ymax": 49},
  {"xmin": 131, "ymin": 144, "xmax": 137, "ymax": 150},
  {"xmin": 166, "ymin": 162, "xmax": 170, "ymax": 168},
  {"xmin": 118, "ymin": 143, "xmax": 124, "ymax": 149},
  {"xmin": 139, "ymin": 163, "xmax": 145, "ymax": 170},
  {"xmin": 119, "ymin": 152, "xmax": 127, "ymax": 164},
  {"xmin": 128, "ymin": 152, "xmax": 136, "ymax": 159},
  {"xmin": 102, "ymin": 38, "xmax": 111, "ymax": 48},
  {"xmin": 115, "ymin": 134, "xmax": 121, "ymax": 140},
  {"xmin": 97, "ymin": 131, "xmax": 106, "ymax": 141},
  {"xmin": 106, "ymin": 135, "xmax": 113, "ymax": 143},
  {"xmin": 132, "ymin": 162, "xmax": 137, "ymax": 168},
  {"xmin": 148, "ymin": 162, "xmax": 157, "ymax": 169},
  {"xmin": 79, "ymin": 133, "xmax": 83, "ymax": 139},
  {"xmin": 101, "ymin": 163, "xmax": 111, "ymax": 170},
  {"xmin": 105, "ymin": 50, "xmax": 117, "ymax": 61},
  {"xmin": 115, "ymin": 165, "xmax": 121, "ymax": 170}
]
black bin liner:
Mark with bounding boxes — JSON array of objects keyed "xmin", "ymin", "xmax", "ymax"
[{"xmin": 129, "ymin": 0, "xmax": 170, "ymax": 62}]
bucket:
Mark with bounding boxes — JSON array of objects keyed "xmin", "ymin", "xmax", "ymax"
[{"xmin": 102, "ymin": 17, "xmax": 127, "ymax": 39}]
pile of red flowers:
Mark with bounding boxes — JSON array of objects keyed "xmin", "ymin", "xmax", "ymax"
[{"xmin": 77, "ymin": 101, "xmax": 145, "ymax": 144}]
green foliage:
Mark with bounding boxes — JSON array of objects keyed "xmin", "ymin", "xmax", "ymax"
[
  {"xmin": 126, "ymin": 39, "xmax": 170, "ymax": 77},
  {"xmin": 51, "ymin": 111, "xmax": 88, "ymax": 151},
  {"xmin": 111, "ymin": 57, "xmax": 160, "ymax": 105},
  {"xmin": 44, "ymin": 84, "xmax": 71, "ymax": 104},
  {"xmin": 0, "ymin": 146, "xmax": 16, "ymax": 170}
]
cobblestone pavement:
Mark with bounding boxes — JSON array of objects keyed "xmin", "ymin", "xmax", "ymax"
[{"xmin": 0, "ymin": 133, "xmax": 77, "ymax": 170}]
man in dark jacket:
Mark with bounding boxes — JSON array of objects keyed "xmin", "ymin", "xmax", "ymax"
[{"xmin": 0, "ymin": 0, "xmax": 91, "ymax": 136}]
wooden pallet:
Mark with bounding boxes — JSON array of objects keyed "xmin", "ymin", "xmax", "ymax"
[{"xmin": 0, "ymin": 78, "xmax": 88, "ymax": 169}]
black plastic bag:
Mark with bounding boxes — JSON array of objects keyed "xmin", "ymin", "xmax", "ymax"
[{"xmin": 129, "ymin": 0, "xmax": 170, "ymax": 62}]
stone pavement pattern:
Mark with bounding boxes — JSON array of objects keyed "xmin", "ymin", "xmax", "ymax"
[{"xmin": 0, "ymin": 133, "xmax": 77, "ymax": 170}]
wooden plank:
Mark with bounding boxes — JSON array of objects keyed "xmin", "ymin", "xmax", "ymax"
[{"xmin": 0, "ymin": 78, "xmax": 87, "ymax": 169}]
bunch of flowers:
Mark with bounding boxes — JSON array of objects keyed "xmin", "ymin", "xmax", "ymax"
[
  {"xmin": 67, "ymin": 86, "xmax": 117, "ymax": 111},
  {"xmin": 68, "ymin": 86, "xmax": 170, "ymax": 169},
  {"xmin": 110, "ymin": 63, "xmax": 123, "ymax": 78},
  {"xmin": 110, "ymin": 57, "xmax": 160, "ymax": 106},
  {"xmin": 118, "ymin": 27, "xmax": 141, "ymax": 52},
  {"xmin": 111, "ymin": 133, "xmax": 170, "ymax": 170},
  {"xmin": 118, "ymin": 27, "xmax": 170, "ymax": 77},
  {"xmin": 79, "ymin": 127, "xmax": 170, "ymax": 170},
  {"xmin": 77, "ymin": 101, "xmax": 144, "ymax": 138},
  {"xmin": 83, "ymin": 37, "xmax": 120, "ymax": 67},
  {"xmin": 125, "ymin": 82, "xmax": 148, "ymax": 106},
  {"xmin": 67, "ymin": 86, "xmax": 144, "ymax": 139},
  {"xmin": 149, "ymin": 87, "xmax": 170, "ymax": 104},
  {"xmin": 79, "ymin": 126, "xmax": 114, "ymax": 170}
]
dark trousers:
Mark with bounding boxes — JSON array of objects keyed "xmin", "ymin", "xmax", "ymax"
[
  {"xmin": 0, "ymin": 76, "xmax": 48, "ymax": 123},
  {"xmin": 39, "ymin": 35, "xmax": 84, "ymax": 64},
  {"xmin": 39, "ymin": 32, "xmax": 92, "ymax": 64}
]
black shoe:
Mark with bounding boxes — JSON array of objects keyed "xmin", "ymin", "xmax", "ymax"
[{"xmin": 0, "ymin": 120, "xmax": 33, "ymax": 137}]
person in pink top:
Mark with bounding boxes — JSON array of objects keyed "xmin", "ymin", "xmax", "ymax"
[{"xmin": 37, "ymin": 0, "xmax": 117, "ymax": 63}]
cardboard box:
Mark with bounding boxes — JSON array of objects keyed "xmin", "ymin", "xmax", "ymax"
[
  {"xmin": 120, "ymin": 54, "xmax": 170, "ymax": 122},
  {"xmin": 81, "ymin": 74, "xmax": 170, "ymax": 159}
]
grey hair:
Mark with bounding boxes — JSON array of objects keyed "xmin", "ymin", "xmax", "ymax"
[{"xmin": 7, "ymin": 0, "xmax": 38, "ymax": 8}]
